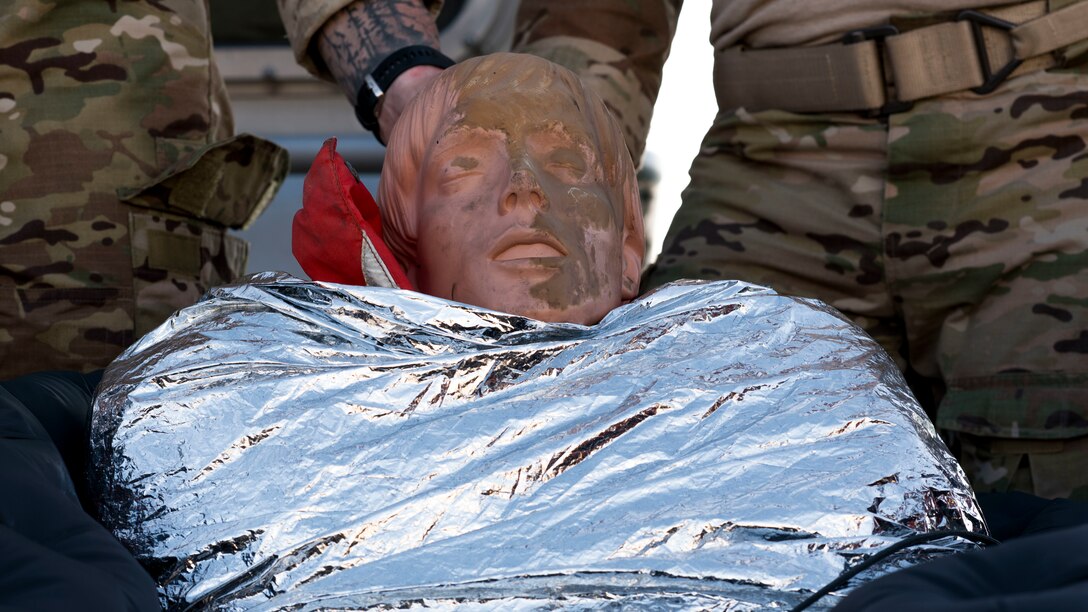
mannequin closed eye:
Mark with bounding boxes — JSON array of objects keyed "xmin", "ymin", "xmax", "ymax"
[
  {"xmin": 436, "ymin": 154, "xmax": 493, "ymax": 192},
  {"xmin": 440, "ymin": 156, "xmax": 483, "ymax": 181},
  {"xmin": 545, "ymin": 149, "xmax": 589, "ymax": 179},
  {"xmin": 451, "ymin": 156, "xmax": 480, "ymax": 172},
  {"xmin": 431, "ymin": 129, "xmax": 502, "ymax": 188}
]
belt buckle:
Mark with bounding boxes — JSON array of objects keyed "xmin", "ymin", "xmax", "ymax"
[
  {"xmin": 956, "ymin": 10, "xmax": 1024, "ymax": 94},
  {"xmin": 842, "ymin": 25, "xmax": 914, "ymax": 117}
]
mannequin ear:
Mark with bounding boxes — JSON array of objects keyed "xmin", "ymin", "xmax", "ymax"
[
  {"xmin": 621, "ymin": 238, "xmax": 642, "ymax": 300},
  {"xmin": 619, "ymin": 170, "xmax": 645, "ymax": 301}
]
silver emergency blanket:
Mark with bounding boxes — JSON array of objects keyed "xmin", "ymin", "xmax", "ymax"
[{"xmin": 91, "ymin": 273, "xmax": 986, "ymax": 610}]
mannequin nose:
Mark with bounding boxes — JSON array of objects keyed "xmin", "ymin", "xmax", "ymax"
[{"xmin": 500, "ymin": 164, "xmax": 548, "ymax": 214}]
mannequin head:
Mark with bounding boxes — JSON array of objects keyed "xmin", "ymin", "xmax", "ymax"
[{"xmin": 379, "ymin": 53, "xmax": 644, "ymax": 325}]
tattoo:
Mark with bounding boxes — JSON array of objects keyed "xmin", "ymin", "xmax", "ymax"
[{"xmin": 317, "ymin": 0, "xmax": 440, "ymax": 105}]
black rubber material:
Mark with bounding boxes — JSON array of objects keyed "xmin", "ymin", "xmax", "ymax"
[{"xmin": 0, "ymin": 371, "xmax": 158, "ymax": 612}]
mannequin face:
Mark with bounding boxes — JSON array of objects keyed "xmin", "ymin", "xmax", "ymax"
[
  {"xmin": 383, "ymin": 53, "xmax": 642, "ymax": 325},
  {"xmin": 414, "ymin": 93, "xmax": 625, "ymax": 324}
]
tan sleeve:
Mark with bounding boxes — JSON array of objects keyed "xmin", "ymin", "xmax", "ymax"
[
  {"xmin": 512, "ymin": 0, "xmax": 682, "ymax": 164},
  {"xmin": 277, "ymin": 0, "xmax": 443, "ymax": 79}
]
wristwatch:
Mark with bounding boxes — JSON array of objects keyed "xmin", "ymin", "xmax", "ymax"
[{"xmin": 353, "ymin": 45, "xmax": 455, "ymax": 142}]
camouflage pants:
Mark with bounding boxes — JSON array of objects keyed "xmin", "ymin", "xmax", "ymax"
[
  {"xmin": 0, "ymin": 199, "xmax": 250, "ymax": 379},
  {"xmin": 648, "ymin": 68, "xmax": 1088, "ymax": 499},
  {"xmin": 0, "ymin": 1, "xmax": 288, "ymax": 380},
  {"xmin": 0, "ymin": 134, "xmax": 284, "ymax": 380}
]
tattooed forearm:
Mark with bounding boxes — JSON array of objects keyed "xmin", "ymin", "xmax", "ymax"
[{"xmin": 317, "ymin": 0, "xmax": 440, "ymax": 105}]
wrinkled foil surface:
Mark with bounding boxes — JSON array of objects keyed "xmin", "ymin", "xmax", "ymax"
[{"xmin": 91, "ymin": 273, "xmax": 986, "ymax": 610}]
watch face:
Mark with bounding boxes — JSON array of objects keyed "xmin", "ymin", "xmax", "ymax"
[
  {"xmin": 364, "ymin": 74, "xmax": 385, "ymax": 100},
  {"xmin": 354, "ymin": 77, "xmax": 383, "ymax": 131}
]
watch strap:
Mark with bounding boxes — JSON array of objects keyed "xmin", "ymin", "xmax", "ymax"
[{"xmin": 353, "ymin": 45, "xmax": 455, "ymax": 142}]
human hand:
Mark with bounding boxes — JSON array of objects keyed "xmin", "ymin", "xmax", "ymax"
[{"xmin": 376, "ymin": 64, "xmax": 445, "ymax": 143}]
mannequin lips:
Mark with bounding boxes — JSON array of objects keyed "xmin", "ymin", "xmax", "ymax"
[{"xmin": 491, "ymin": 230, "xmax": 568, "ymax": 263}]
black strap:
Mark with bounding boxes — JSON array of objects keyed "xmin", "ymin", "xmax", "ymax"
[{"xmin": 353, "ymin": 45, "xmax": 455, "ymax": 143}]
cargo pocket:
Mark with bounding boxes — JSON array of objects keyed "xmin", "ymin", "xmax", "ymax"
[
  {"xmin": 120, "ymin": 133, "xmax": 288, "ymax": 231},
  {"xmin": 128, "ymin": 211, "xmax": 249, "ymax": 336},
  {"xmin": 120, "ymin": 133, "xmax": 287, "ymax": 335}
]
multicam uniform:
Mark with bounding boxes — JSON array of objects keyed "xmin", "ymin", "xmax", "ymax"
[
  {"xmin": 514, "ymin": 0, "xmax": 1088, "ymax": 499},
  {"xmin": 0, "ymin": 1, "xmax": 301, "ymax": 379}
]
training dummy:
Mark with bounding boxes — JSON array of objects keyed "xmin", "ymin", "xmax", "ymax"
[{"xmin": 91, "ymin": 53, "xmax": 985, "ymax": 609}]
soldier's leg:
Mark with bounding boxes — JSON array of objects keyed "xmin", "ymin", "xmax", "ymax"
[
  {"xmin": 887, "ymin": 68, "xmax": 1088, "ymax": 499},
  {"xmin": 0, "ymin": 194, "xmax": 136, "ymax": 378},
  {"xmin": 646, "ymin": 109, "xmax": 907, "ymax": 366},
  {"xmin": 0, "ymin": 4, "xmax": 284, "ymax": 378}
]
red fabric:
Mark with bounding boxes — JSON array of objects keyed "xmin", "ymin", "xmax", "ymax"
[{"xmin": 292, "ymin": 138, "xmax": 412, "ymax": 289}]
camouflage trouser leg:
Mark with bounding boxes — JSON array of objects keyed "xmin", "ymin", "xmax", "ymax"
[
  {"xmin": 0, "ymin": 1, "xmax": 286, "ymax": 380},
  {"xmin": 0, "ymin": 195, "xmax": 135, "ymax": 378},
  {"xmin": 647, "ymin": 68, "xmax": 1088, "ymax": 498},
  {"xmin": 648, "ymin": 108, "xmax": 902, "ymax": 365},
  {"xmin": 0, "ymin": 195, "xmax": 249, "ymax": 379}
]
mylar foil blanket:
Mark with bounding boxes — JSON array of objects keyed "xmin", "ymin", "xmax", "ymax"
[{"xmin": 90, "ymin": 273, "xmax": 986, "ymax": 610}]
